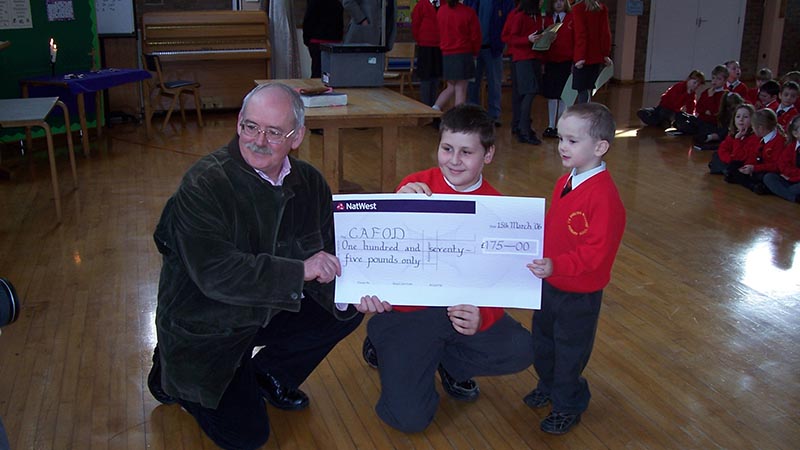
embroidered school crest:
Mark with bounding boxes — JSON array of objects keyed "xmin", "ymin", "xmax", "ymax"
[{"xmin": 567, "ymin": 210, "xmax": 589, "ymax": 236}]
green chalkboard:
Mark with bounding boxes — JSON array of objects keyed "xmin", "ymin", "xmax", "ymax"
[{"xmin": 0, "ymin": 0, "xmax": 100, "ymax": 141}]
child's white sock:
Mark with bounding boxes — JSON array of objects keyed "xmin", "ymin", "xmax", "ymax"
[{"xmin": 432, "ymin": 104, "xmax": 441, "ymax": 111}]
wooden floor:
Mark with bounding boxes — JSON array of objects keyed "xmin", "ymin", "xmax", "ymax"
[{"xmin": 1, "ymin": 83, "xmax": 799, "ymax": 450}]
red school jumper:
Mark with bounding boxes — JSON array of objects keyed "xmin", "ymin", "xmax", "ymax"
[
  {"xmin": 777, "ymin": 105, "xmax": 798, "ymax": 130},
  {"xmin": 571, "ymin": 2, "xmax": 611, "ymax": 65},
  {"xmin": 412, "ymin": 0, "xmax": 439, "ymax": 47},
  {"xmin": 775, "ymin": 141, "xmax": 800, "ymax": 183},
  {"xmin": 392, "ymin": 167, "xmax": 504, "ymax": 332},
  {"xmin": 718, "ymin": 133, "xmax": 760, "ymax": 164},
  {"xmin": 696, "ymin": 88, "xmax": 726, "ymax": 124},
  {"xmin": 659, "ymin": 81, "xmax": 697, "ymax": 114},
  {"xmin": 742, "ymin": 133, "xmax": 787, "ymax": 173},
  {"xmin": 545, "ymin": 170, "xmax": 625, "ymax": 293},
  {"xmin": 544, "ymin": 12, "xmax": 575, "ymax": 63},
  {"xmin": 436, "ymin": 2, "xmax": 481, "ymax": 56},
  {"xmin": 501, "ymin": 9, "xmax": 546, "ymax": 62}
]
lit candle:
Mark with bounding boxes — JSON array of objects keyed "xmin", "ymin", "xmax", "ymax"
[{"xmin": 49, "ymin": 38, "xmax": 57, "ymax": 64}]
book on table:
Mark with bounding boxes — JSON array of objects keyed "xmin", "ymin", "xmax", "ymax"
[{"xmin": 301, "ymin": 92, "xmax": 348, "ymax": 108}]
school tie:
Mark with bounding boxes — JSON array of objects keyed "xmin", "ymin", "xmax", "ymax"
[
  {"xmin": 777, "ymin": 108, "xmax": 786, "ymax": 117},
  {"xmin": 555, "ymin": 14, "xmax": 562, "ymax": 23},
  {"xmin": 561, "ymin": 177, "xmax": 572, "ymax": 197},
  {"xmin": 757, "ymin": 141, "xmax": 765, "ymax": 163},
  {"xmin": 796, "ymin": 147, "xmax": 800, "ymax": 168}
]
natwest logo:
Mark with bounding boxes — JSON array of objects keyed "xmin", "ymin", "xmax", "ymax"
[{"xmin": 344, "ymin": 202, "xmax": 378, "ymax": 211}]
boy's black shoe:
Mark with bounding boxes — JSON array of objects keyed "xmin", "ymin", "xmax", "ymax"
[
  {"xmin": 543, "ymin": 127, "xmax": 558, "ymax": 138},
  {"xmin": 517, "ymin": 132, "xmax": 542, "ymax": 145},
  {"xmin": 523, "ymin": 388, "xmax": 550, "ymax": 408},
  {"xmin": 147, "ymin": 346, "xmax": 177, "ymax": 405},
  {"xmin": 752, "ymin": 182, "xmax": 769, "ymax": 195},
  {"xmin": 362, "ymin": 337, "xmax": 378, "ymax": 369},
  {"xmin": 540, "ymin": 411, "xmax": 581, "ymax": 435},
  {"xmin": 437, "ymin": 365, "xmax": 480, "ymax": 402},
  {"xmin": 255, "ymin": 372, "xmax": 309, "ymax": 410}
]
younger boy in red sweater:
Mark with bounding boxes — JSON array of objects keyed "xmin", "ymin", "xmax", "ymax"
[
  {"xmin": 524, "ymin": 102, "xmax": 626, "ymax": 435},
  {"xmin": 725, "ymin": 60, "xmax": 749, "ymax": 98},
  {"xmin": 357, "ymin": 104, "xmax": 534, "ymax": 433},
  {"xmin": 758, "ymin": 80, "xmax": 781, "ymax": 111},
  {"xmin": 746, "ymin": 67, "xmax": 773, "ymax": 106},
  {"xmin": 776, "ymin": 81, "xmax": 799, "ymax": 129},
  {"xmin": 637, "ymin": 70, "xmax": 704, "ymax": 129}
]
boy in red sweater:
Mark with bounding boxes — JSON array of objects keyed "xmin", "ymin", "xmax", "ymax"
[
  {"xmin": 725, "ymin": 60, "xmax": 749, "ymax": 98},
  {"xmin": 525, "ymin": 103, "xmax": 626, "ymax": 435},
  {"xmin": 356, "ymin": 104, "xmax": 534, "ymax": 433},
  {"xmin": 763, "ymin": 115, "xmax": 800, "ymax": 202},
  {"xmin": 758, "ymin": 80, "xmax": 781, "ymax": 111},
  {"xmin": 674, "ymin": 65, "xmax": 728, "ymax": 144},
  {"xmin": 746, "ymin": 67, "xmax": 773, "ymax": 106},
  {"xmin": 776, "ymin": 81, "xmax": 799, "ymax": 129},
  {"xmin": 637, "ymin": 70, "xmax": 704, "ymax": 129}
]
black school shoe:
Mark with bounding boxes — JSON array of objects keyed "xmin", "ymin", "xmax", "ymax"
[
  {"xmin": 523, "ymin": 388, "xmax": 550, "ymax": 408},
  {"xmin": 543, "ymin": 127, "xmax": 558, "ymax": 138},
  {"xmin": 147, "ymin": 346, "xmax": 177, "ymax": 405},
  {"xmin": 517, "ymin": 132, "xmax": 542, "ymax": 145},
  {"xmin": 255, "ymin": 372, "xmax": 310, "ymax": 411},
  {"xmin": 362, "ymin": 336, "xmax": 378, "ymax": 369},
  {"xmin": 438, "ymin": 365, "xmax": 480, "ymax": 402},
  {"xmin": 540, "ymin": 411, "xmax": 581, "ymax": 435}
]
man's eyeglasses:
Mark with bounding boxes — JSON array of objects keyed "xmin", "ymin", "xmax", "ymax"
[{"xmin": 239, "ymin": 121, "xmax": 296, "ymax": 144}]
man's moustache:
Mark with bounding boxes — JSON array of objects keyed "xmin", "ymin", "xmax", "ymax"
[{"xmin": 245, "ymin": 142, "xmax": 273, "ymax": 155}]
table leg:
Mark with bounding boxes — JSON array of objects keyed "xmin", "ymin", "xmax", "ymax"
[
  {"xmin": 380, "ymin": 125, "xmax": 399, "ymax": 192},
  {"xmin": 77, "ymin": 92, "xmax": 90, "ymax": 157},
  {"xmin": 41, "ymin": 121, "xmax": 62, "ymax": 222},
  {"xmin": 95, "ymin": 90, "xmax": 103, "ymax": 139},
  {"xmin": 141, "ymin": 80, "xmax": 152, "ymax": 138},
  {"xmin": 57, "ymin": 101, "xmax": 78, "ymax": 188},
  {"xmin": 322, "ymin": 126, "xmax": 340, "ymax": 193},
  {"xmin": 21, "ymin": 84, "xmax": 34, "ymax": 153}
]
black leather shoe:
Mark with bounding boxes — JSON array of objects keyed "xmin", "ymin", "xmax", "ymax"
[
  {"xmin": 752, "ymin": 182, "xmax": 769, "ymax": 195},
  {"xmin": 256, "ymin": 372, "xmax": 309, "ymax": 411},
  {"xmin": 523, "ymin": 388, "xmax": 550, "ymax": 408},
  {"xmin": 517, "ymin": 132, "xmax": 542, "ymax": 145},
  {"xmin": 437, "ymin": 365, "xmax": 479, "ymax": 402},
  {"xmin": 540, "ymin": 411, "xmax": 581, "ymax": 435},
  {"xmin": 147, "ymin": 347, "xmax": 177, "ymax": 405},
  {"xmin": 362, "ymin": 337, "xmax": 378, "ymax": 369},
  {"xmin": 543, "ymin": 127, "xmax": 558, "ymax": 138}
]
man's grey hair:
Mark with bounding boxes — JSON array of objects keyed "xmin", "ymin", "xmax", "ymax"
[{"xmin": 240, "ymin": 83, "xmax": 305, "ymax": 129}]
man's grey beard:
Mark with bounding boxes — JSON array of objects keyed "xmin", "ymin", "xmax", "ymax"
[{"xmin": 245, "ymin": 141, "xmax": 273, "ymax": 155}]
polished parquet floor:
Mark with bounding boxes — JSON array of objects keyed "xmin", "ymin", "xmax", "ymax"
[{"xmin": 0, "ymin": 83, "xmax": 799, "ymax": 449}]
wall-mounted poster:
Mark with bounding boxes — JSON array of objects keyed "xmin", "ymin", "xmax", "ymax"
[
  {"xmin": 47, "ymin": 0, "xmax": 75, "ymax": 22},
  {"xmin": 0, "ymin": 0, "xmax": 33, "ymax": 29}
]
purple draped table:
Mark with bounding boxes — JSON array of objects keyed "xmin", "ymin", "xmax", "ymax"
[{"xmin": 21, "ymin": 68, "xmax": 151, "ymax": 156}]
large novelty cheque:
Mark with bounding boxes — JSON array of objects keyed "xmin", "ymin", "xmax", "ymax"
[{"xmin": 332, "ymin": 194, "xmax": 545, "ymax": 309}]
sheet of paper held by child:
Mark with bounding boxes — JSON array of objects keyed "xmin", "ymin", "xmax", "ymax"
[{"xmin": 332, "ymin": 194, "xmax": 545, "ymax": 309}]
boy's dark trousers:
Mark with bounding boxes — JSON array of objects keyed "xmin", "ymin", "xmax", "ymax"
[
  {"xmin": 368, "ymin": 307, "xmax": 534, "ymax": 433},
  {"xmin": 637, "ymin": 105, "xmax": 675, "ymax": 128},
  {"xmin": 177, "ymin": 299, "xmax": 363, "ymax": 450},
  {"xmin": 532, "ymin": 280, "xmax": 602, "ymax": 415}
]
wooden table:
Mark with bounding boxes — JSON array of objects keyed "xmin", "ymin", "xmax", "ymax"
[
  {"xmin": 21, "ymin": 69, "xmax": 151, "ymax": 156},
  {"xmin": 0, "ymin": 97, "xmax": 78, "ymax": 222},
  {"xmin": 255, "ymin": 79, "xmax": 440, "ymax": 193}
]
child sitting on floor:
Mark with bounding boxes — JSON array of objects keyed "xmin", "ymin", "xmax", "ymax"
[{"xmin": 637, "ymin": 70, "xmax": 703, "ymax": 129}]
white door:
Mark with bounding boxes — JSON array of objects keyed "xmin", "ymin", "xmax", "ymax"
[{"xmin": 645, "ymin": 0, "xmax": 747, "ymax": 81}]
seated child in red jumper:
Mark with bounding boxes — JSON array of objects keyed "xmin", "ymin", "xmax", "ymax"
[
  {"xmin": 356, "ymin": 104, "xmax": 534, "ymax": 433},
  {"xmin": 708, "ymin": 103, "xmax": 757, "ymax": 174},
  {"xmin": 524, "ymin": 103, "xmax": 626, "ymax": 435},
  {"xmin": 637, "ymin": 70, "xmax": 703, "ymax": 129},
  {"xmin": 674, "ymin": 65, "xmax": 729, "ymax": 144},
  {"xmin": 725, "ymin": 108, "xmax": 786, "ymax": 194},
  {"xmin": 776, "ymin": 81, "xmax": 799, "ymax": 130},
  {"xmin": 763, "ymin": 114, "xmax": 800, "ymax": 202},
  {"xmin": 746, "ymin": 67, "xmax": 773, "ymax": 106},
  {"xmin": 758, "ymin": 80, "xmax": 781, "ymax": 112},
  {"xmin": 724, "ymin": 60, "xmax": 749, "ymax": 98}
]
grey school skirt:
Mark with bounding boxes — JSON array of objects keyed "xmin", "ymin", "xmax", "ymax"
[{"xmin": 442, "ymin": 53, "xmax": 475, "ymax": 81}]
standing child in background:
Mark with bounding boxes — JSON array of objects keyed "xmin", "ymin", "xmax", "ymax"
[
  {"xmin": 411, "ymin": 0, "xmax": 442, "ymax": 108},
  {"xmin": 571, "ymin": 0, "xmax": 611, "ymax": 104},
  {"xmin": 674, "ymin": 65, "xmax": 728, "ymax": 145},
  {"xmin": 433, "ymin": 0, "xmax": 482, "ymax": 111},
  {"xmin": 724, "ymin": 60, "xmax": 749, "ymax": 98},
  {"xmin": 541, "ymin": 0, "xmax": 574, "ymax": 138},
  {"xmin": 357, "ymin": 104, "xmax": 535, "ymax": 433},
  {"xmin": 775, "ymin": 81, "xmax": 799, "ymax": 130},
  {"xmin": 524, "ymin": 103, "xmax": 626, "ymax": 435},
  {"xmin": 464, "ymin": 0, "xmax": 514, "ymax": 126},
  {"xmin": 758, "ymin": 80, "xmax": 781, "ymax": 111},
  {"xmin": 637, "ymin": 70, "xmax": 704, "ymax": 129},
  {"xmin": 763, "ymin": 115, "xmax": 800, "ymax": 203},
  {"xmin": 746, "ymin": 67, "xmax": 773, "ymax": 106},
  {"xmin": 708, "ymin": 102, "xmax": 756, "ymax": 175},
  {"xmin": 502, "ymin": 0, "xmax": 546, "ymax": 145},
  {"xmin": 726, "ymin": 108, "xmax": 786, "ymax": 194}
]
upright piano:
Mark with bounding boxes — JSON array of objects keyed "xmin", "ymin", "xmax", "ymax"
[{"xmin": 142, "ymin": 10, "xmax": 271, "ymax": 110}]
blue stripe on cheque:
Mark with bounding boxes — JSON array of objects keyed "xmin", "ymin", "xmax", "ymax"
[{"xmin": 333, "ymin": 199, "xmax": 476, "ymax": 214}]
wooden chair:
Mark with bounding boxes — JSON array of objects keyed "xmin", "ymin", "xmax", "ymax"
[
  {"xmin": 383, "ymin": 42, "xmax": 416, "ymax": 96},
  {"xmin": 142, "ymin": 54, "xmax": 204, "ymax": 130}
]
